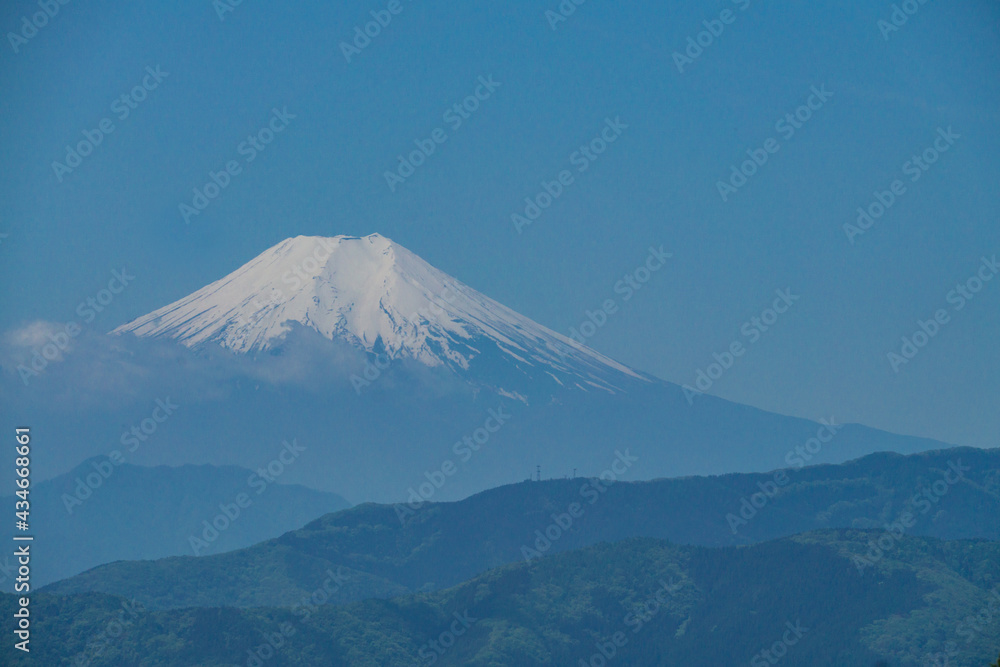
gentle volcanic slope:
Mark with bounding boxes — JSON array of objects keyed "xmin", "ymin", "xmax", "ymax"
[{"xmin": 112, "ymin": 234, "xmax": 648, "ymax": 392}]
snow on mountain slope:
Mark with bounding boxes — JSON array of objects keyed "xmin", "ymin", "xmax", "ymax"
[{"xmin": 112, "ymin": 234, "xmax": 649, "ymax": 393}]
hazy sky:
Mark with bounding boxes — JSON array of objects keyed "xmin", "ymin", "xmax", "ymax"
[{"xmin": 1, "ymin": 0, "xmax": 998, "ymax": 448}]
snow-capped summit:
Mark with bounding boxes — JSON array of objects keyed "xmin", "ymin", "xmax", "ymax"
[{"xmin": 113, "ymin": 234, "xmax": 648, "ymax": 393}]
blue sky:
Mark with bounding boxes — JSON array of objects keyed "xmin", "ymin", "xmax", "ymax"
[{"xmin": 1, "ymin": 0, "xmax": 999, "ymax": 447}]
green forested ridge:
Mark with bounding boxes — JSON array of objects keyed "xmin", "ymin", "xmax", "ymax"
[
  {"xmin": 5, "ymin": 531, "xmax": 1000, "ymax": 666},
  {"xmin": 42, "ymin": 447, "xmax": 1000, "ymax": 611}
]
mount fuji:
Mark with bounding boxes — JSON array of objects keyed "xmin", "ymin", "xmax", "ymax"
[
  {"xmin": 14, "ymin": 233, "xmax": 947, "ymax": 504},
  {"xmin": 113, "ymin": 234, "xmax": 649, "ymax": 398}
]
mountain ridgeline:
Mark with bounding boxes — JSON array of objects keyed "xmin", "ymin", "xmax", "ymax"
[
  {"xmin": 42, "ymin": 447, "xmax": 1000, "ymax": 610},
  {"xmin": 6, "ymin": 531, "xmax": 1000, "ymax": 666},
  {"xmin": 0, "ymin": 460, "xmax": 350, "ymax": 590}
]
